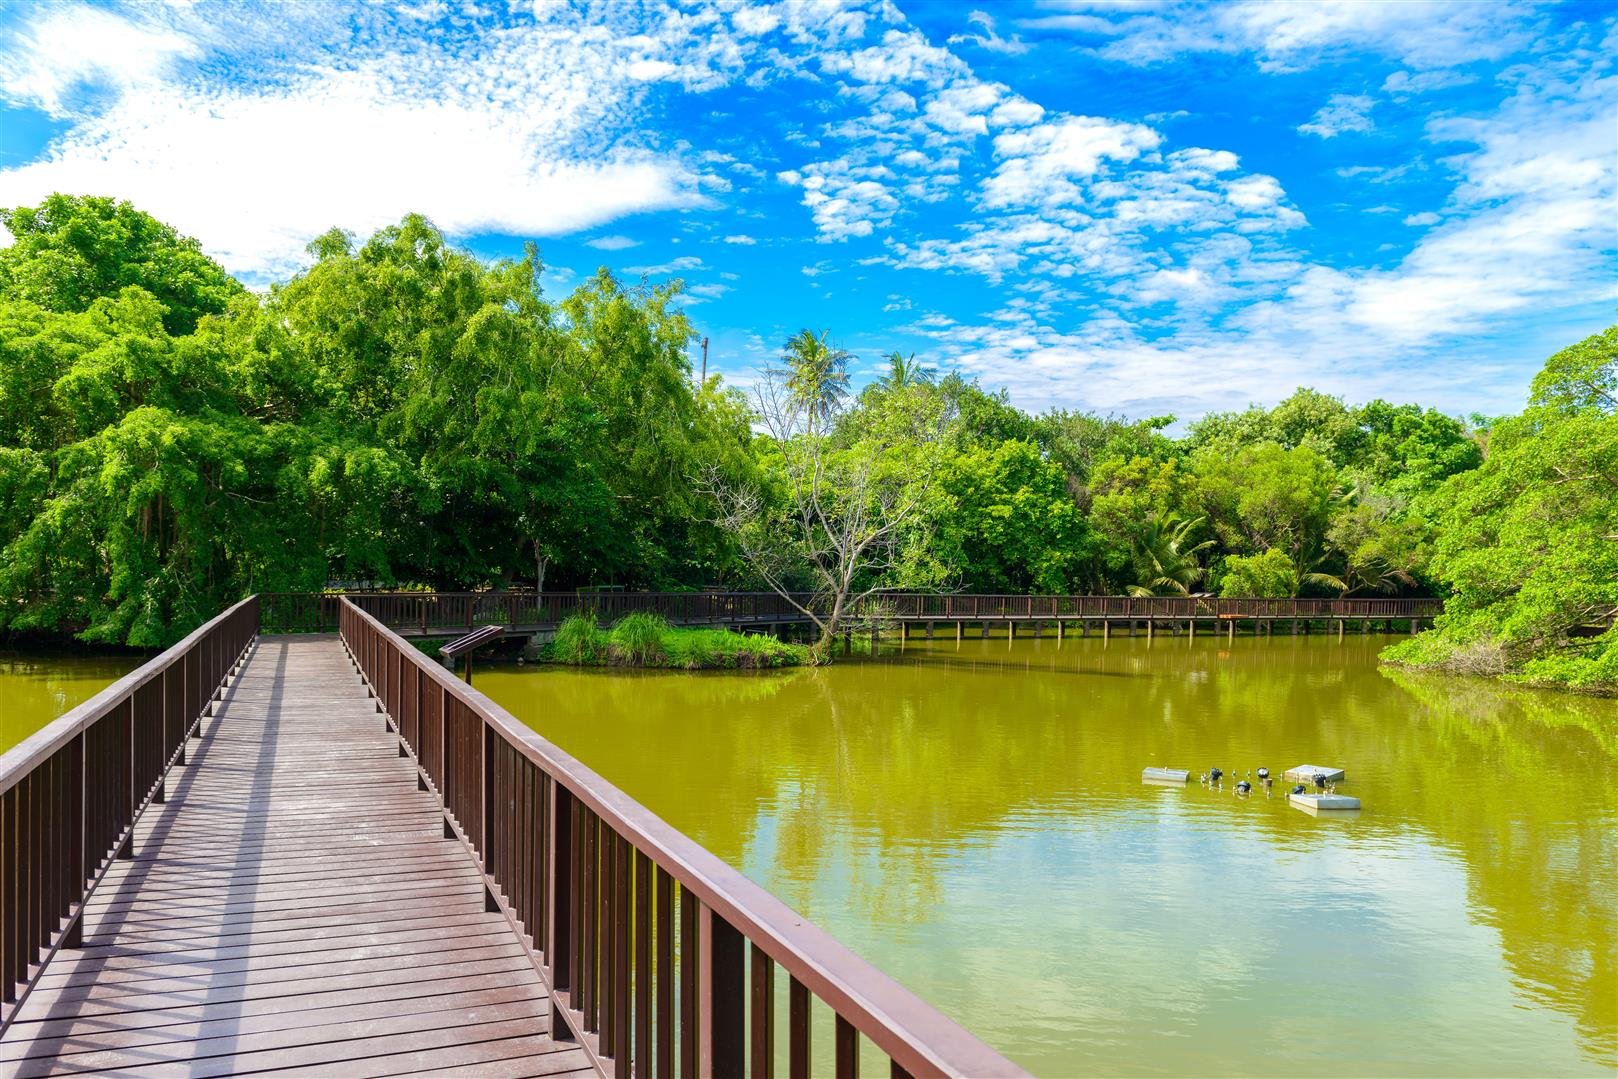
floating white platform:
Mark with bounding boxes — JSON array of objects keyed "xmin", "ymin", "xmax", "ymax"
[
  {"xmin": 1289, "ymin": 792, "xmax": 1361, "ymax": 812},
  {"xmin": 1285, "ymin": 764, "xmax": 1345, "ymax": 783},
  {"xmin": 1142, "ymin": 767, "xmax": 1190, "ymax": 784}
]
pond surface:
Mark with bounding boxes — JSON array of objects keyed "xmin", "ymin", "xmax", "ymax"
[
  {"xmin": 476, "ymin": 632, "xmax": 1617, "ymax": 1077},
  {"xmin": 0, "ymin": 651, "xmax": 143, "ymax": 753}
]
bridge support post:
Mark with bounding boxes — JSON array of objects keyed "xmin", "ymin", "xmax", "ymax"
[
  {"xmin": 1337, "ymin": 619, "xmax": 1344, "ymax": 642},
  {"xmin": 1102, "ymin": 620, "xmax": 1109, "ymax": 642},
  {"xmin": 926, "ymin": 621, "xmax": 935, "ymax": 639},
  {"xmin": 956, "ymin": 621, "xmax": 962, "ymax": 642},
  {"xmin": 1189, "ymin": 619, "xmax": 1195, "ymax": 641},
  {"xmin": 1292, "ymin": 619, "xmax": 1300, "ymax": 636},
  {"xmin": 1009, "ymin": 622, "xmax": 1016, "ymax": 640},
  {"xmin": 1361, "ymin": 618, "xmax": 1369, "ymax": 634},
  {"xmin": 1057, "ymin": 620, "xmax": 1064, "ymax": 642},
  {"xmin": 981, "ymin": 623, "xmax": 989, "ymax": 638}
]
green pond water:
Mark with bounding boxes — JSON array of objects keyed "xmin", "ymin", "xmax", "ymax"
[
  {"xmin": 470, "ymin": 633, "xmax": 1618, "ymax": 1077},
  {"xmin": 1, "ymin": 636, "xmax": 1612, "ymax": 1075},
  {"xmin": 0, "ymin": 651, "xmax": 143, "ymax": 753}
]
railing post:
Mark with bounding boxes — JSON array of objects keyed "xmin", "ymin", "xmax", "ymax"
[{"xmin": 699, "ymin": 904, "xmax": 745, "ymax": 1079}]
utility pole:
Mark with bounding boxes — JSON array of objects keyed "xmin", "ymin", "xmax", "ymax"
[{"xmin": 700, "ymin": 337, "xmax": 708, "ymax": 383}]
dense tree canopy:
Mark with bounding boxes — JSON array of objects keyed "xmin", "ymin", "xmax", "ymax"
[
  {"xmin": 1383, "ymin": 326, "xmax": 1617, "ymax": 693},
  {"xmin": 3, "ymin": 195, "xmax": 1605, "ymax": 690}
]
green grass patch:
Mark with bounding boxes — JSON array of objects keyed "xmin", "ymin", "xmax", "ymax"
[{"xmin": 544, "ymin": 612, "xmax": 808, "ymax": 669}]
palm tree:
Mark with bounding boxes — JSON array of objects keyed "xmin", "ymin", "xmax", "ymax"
[
  {"xmin": 1128, "ymin": 513, "xmax": 1216, "ymax": 596},
  {"xmin": 879, "ymin": 350, "xmax": 935, "ymax": 391},
  {"xmin": 781, "ymin": 329, "xmax": 850, "ymax": 421}
]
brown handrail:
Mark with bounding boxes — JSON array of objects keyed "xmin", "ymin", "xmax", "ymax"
[
  {"xmin": 257, "ymin": 591, "xmax": 1444, "ymax": 634},
  {"xmin": 338, "ymin": 596, "xmax": 1025, "ymax": 1078},
  {"xmin": 0, "ymin": 594, "xmax": 259, "ymax": 1030}
]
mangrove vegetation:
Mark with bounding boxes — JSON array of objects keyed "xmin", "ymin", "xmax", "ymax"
[{"xmin": 0, "ymin": 195, "xmax": 1612, "ymax": 688}]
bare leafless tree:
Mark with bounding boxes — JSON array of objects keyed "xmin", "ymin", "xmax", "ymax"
[{"xmin": 706, "ymin": 364, "xmax": 955, "ymax": 661}]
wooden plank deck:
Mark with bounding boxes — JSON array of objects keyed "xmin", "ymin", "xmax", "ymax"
[{"xmin": 0, "ymin": 636, "xmax": 594, "ymax": 1078}]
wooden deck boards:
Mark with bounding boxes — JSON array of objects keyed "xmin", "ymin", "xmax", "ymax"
[{"xmin": 0, "ymin": 636, "xmax": 592, "ymax": 1078}]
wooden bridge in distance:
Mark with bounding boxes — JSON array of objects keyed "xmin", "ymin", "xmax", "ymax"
[
  {"xmin": 262, "ymin": 591, "xmax": 1445, "ymax": 642},
  {"xmin": 0, "ymin": 597, "xmax": 1024, "ymax": 1078}
]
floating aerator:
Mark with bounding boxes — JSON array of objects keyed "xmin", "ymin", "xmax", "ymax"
[
  {"xmin": 1142, "ymin": 767, "xmax": 1190, "ymax": 784},
  {"xmin": 1284, "ymin": 764, "xmax": 1345, "ymax": 784},
  {"xmin": 1289, "ymin": 792, "xmax": 1361, "ymax": 813}
]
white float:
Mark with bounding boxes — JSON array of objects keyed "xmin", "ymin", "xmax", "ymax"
[
  {"xmin": 1289, "ymin": 792, "xmax": 1361, "ymax": 812},
  {"xmin": 1284, "ymin": 764, "xmax": 1345, "ymax": 783},
  {"xmin": 1141, "ymin": 768, "xmax": 1190, "ymax": 784}
]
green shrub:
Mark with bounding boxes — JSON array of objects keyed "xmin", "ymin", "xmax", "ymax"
[
  {"xmin": 610, "ymin": 612, "xmax": 668, "ymax": 664},
  {"xmin": 549, "ymin": 614, "xmax": 606, "ymax": 663}
]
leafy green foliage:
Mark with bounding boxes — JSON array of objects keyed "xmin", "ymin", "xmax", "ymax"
[
  {"xmin": 0, "ymin": 195, "xmax": 242, "ymax": 335},
  {"xmin": 1219, "ymin": 549, "xmax": 1304, "ymax": 598},
  {"xmin": 934, "ymin": 440, "xmax": 1092, "ymax": 593},
  {"xmin": 1384, "ymin": 326, "xmax": 1618, "ymax": 693}
]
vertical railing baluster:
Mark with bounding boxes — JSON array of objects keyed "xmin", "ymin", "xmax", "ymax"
[
  {"xmin": 703, "ymin": 907, "xmax": 745, "ymax": 1078},
  {"xmin": 636, "ymin": 850, "xmax": 652, "ymax": 1077},
  {"xmin": 681, "ymin": 885, "xmax": 698, "ymax": 1078},
  {"xmin": 788, "ymin": 976, "xmax": 810, "ymax": 1079},
  {"xmin": 751, "ymin": 944, "xmax": 774, "ymax": 1078},
  {"xmin": 656, "ymin": 866, "xmax": 674, "ymax": 1079},
  {"xmin": 835, "ymin": 1016, "xmax": 859, "ymax": 1079}
]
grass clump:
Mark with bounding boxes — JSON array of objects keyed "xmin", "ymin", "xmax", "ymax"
[
  {"xmin": 609, "ymin": 612, "xmax": 668, "ymax": 664},
  {"xmin": 550, "ymin": 614, "xmax": 608, "ymax": 664},
  {"xmin": 544, "ymin": 612, "xmax": 808, "ymax": 669}
]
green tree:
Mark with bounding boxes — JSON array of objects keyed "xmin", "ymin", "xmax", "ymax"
[
  {"xmin": 1385, "ymin": 326, "xmax": 1618, "ymax": 691},
  {"xmin": 934, "ymin": 440, "xmax": 1092, "ymax": 593},
  {"xmin": 0, "ymin": 195, "xmax": 242, "ymax": 335},
  {"xmin": 781, "ymin": 329, "xmax": 850, "ymax": 422},
  {"xmin": 1127, "ymin": 512, "xmax": 1214, "ymax": 596}
]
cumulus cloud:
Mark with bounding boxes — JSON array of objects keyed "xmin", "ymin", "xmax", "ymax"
[{"xmin": 0, "ymin": 2, "xmax": 743, "ymax": 276}]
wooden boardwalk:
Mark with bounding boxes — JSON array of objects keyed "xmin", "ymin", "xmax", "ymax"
[{"xmin": 0, "ymin": 636, "xmax": 593, "ymax": 1078}]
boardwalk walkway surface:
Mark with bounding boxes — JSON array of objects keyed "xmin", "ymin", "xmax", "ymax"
[{"xmin": 0, "ymin": 636, "xmax": 592, "ymax": 1078}]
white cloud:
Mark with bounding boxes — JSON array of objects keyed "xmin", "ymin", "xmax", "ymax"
[
  {"xmin": 1382, "ymin": 69, "xmax": 1477, "ymax": 96},
  {"xmin": 948, "ymin": 10, "xmax": 1031, "ymax": 56},
  {"xmin": 983, "ymin": 116, "xmax": 1161, "ymax": 209},
  {"xmin": 587, "ymin": 235, "xmax": 641, "ymax": 250},
  {"xmin": 0, "ymin": 2, "xmax": 739, "ymax": 277},
  {"xmin": 1403, "ymin": 212, "xmax": 1440, "ymax": 226},
  {"xmin": 722, "ymin": 234, "xmax": 757, "ymax": 244},
  {"xmin": 0, "ymin": 5, "xmax": 201, "ymax": 118},
  {"xmin": 1298, "ymin": 94, "xmax": 1375, "ymax": 138},
  {"xmin": 1030, "ymin": 0, "xmax": 1546, "ymax": 72},
  {"xmin": 624, "ymin": 255, "xmax": 704, "ymax": 275}
]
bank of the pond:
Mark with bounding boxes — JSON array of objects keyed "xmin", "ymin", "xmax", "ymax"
[
  {"xmin": 544, "ymin": 613, "xmax": 810, "ymax": 669},
  {"xmin": 476, "ymin": 633, "xmax": 1618, "ymax": 1077}
]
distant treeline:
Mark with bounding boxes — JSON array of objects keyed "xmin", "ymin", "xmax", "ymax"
[{"xmin": 0, "ymin": 196, "xmax": 1610, "ymax": 690}]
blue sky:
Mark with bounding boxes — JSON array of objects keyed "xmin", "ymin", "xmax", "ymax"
[{"xmin": 0, "ymin": 1, "xmax": 1612, "ymax": 422}]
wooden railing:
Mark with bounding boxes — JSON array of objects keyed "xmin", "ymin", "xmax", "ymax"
[
  {"xmin": 259, "ymin": 590, "xmax": 1445, "ymax": 634},
  {"xmin": 339, "ymin": 597, "xmax": 1025, "ymax": 1078},
  {"xmin": 0, "ymin": 595, "xmax": 258, "ymax": 1029}
]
